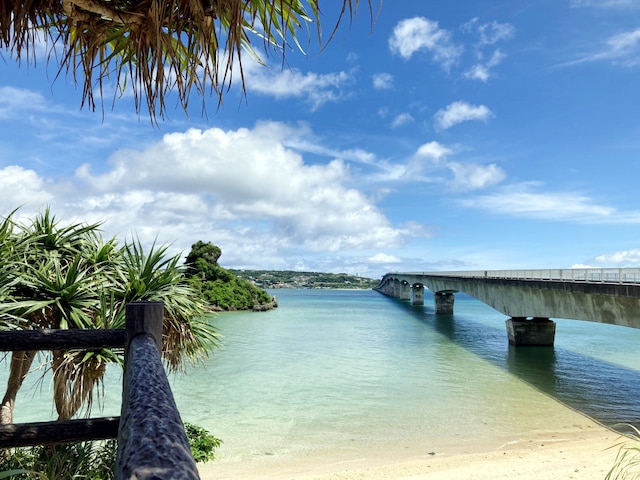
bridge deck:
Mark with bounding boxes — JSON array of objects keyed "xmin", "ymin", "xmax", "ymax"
[
  {"xmin": 375, "ymin": 268, "xmax": 640, "ymax": 334},
  {"xmin": 389, "ymin": 268, "xmax": 640, "ymax": 284}
]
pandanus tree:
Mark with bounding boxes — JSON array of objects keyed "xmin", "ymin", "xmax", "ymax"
[
  {"xmin": 0, "ymin": 209, "xmax": 219, "ymax": 423},
  {"xmin": 0, "ymin": 0, "xmax": 376, "ymax": 421},
  {"xmin": 0, "ymin": 0, "xmax": 376, "ymax": 120}
]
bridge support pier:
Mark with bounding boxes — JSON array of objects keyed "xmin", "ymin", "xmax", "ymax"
[
  {"xmin": 412, "ymin": 285, "xmax": 424, "ymax": 305},
  {"xmin": 434, "ymin": 292, "xmax": 454, "ymax": 315},
  {"xmin": 506, "ymin": 317, "xmax": 556, "ymax": 346},
  {"xmin": 399, "ymin": 282, "xmax": 410, "ymax": 300}
]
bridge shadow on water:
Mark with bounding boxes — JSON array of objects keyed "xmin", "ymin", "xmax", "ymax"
[{"xmin": 385, "ymin": 294, "xmax": 640, "ymax": 434}]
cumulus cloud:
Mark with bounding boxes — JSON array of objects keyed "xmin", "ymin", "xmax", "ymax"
[
  {"xmin": 71, "ymin": 122, "xmax": 418, "ymax": 257},
  {"xmin": 372, "ymin": 73, "xmax": 393, "ymax": 90},
  {"xmin": 409, "ymin": 141, "xmax": 504, "ymax": 191},
  {"xmin": 369, "ymin": 253, "xmax": 402, "ymax": 263},
  {"xmin": 0, "ymin": 166, "xmax": 53, "ymax": 213},
  {"xmin": 241, "ymin": 61, "xmax": 353, "ymax": 109},
  {"xmin": 595, "ymin": 249, "xmax": 640, "ymax": 265},
  {"xmin": 389, "ymin": 17, "xmax": 463, "ymax": 70},
  {"xmin": 447, "ymin": 162, "xmax": 506, "ymax": 191},
  {"xmin": 434, "ymin": 101, "xmax": 493, "ymax": 130},
  {"xmin": 391, "ymin": 113, "xmax": 414, "ymax": 128},
  {"xmin": 416, "ymin": 141, "xmax": 452, "ymax": 161}
]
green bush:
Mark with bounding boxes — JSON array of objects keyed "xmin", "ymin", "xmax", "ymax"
[
  {"xmin": 0, "ymin": 422, "xmax": 221, "ymax": 478},
  {"xmin": 184, "ymin": 423, "xmax": 222, "ymax": 463},
  {"xmin": 0, "ymin": 440, "xmax": 117, "ymax": 479}
]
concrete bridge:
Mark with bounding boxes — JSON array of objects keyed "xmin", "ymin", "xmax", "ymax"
[{"xmin": 374, "ymin": 268, "xmax": 640, "ymax": 347}]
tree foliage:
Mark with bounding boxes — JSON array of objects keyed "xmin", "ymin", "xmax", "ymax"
[
  {"xmin": 0, "ymin": 209, "xmax": 219, "ymax": 423},
  {"xmin": 231, "ymin": 269, "xmax": 378, "ymax": 289},
  {"xmin": 0, "ymin": 422, "xmax": 221, "ymax": 477},
  {"xmin": 0, "ymin": 0, "xmax": 376, "ymax": 119},
  {"xmin": 185, "ymin": 241, "xmax": 273, "ymax": 310},
  {"xmin": 0, "ymin": 440, "xmax": 117, "ymax": 480}
]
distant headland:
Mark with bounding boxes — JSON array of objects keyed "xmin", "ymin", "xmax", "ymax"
[{"xmin": 230, "ymin": 270, "xmax": 379, "ymax": 290}]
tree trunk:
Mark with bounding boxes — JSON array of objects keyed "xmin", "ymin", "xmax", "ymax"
[{"xmin": 0, "ymin": 350, "xmax": 37, "ymax": 424}]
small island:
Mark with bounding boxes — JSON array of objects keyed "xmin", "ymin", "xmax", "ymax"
[
  {"xmin": 185, "ymin": 241, "xmax": 378, "ymax": 311},
  {"xmin": 185, "ymin": 241, "xmax": 277, "ymax": 312}
]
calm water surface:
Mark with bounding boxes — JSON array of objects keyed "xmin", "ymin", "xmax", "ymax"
[{"xmin": 6, "ymin": 289, "xmax": 640, "ymax": 461}]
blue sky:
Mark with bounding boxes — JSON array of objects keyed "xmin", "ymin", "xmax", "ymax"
[{"xmin": 2, "ymin": 0, "xmax": 640, "ymax": 279}]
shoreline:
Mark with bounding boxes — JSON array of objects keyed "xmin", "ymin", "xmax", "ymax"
[{"xmin": 199, "ymin": 426, "xmax": 624, "ymax": 480}]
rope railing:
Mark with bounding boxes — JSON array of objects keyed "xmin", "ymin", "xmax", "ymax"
[{"xmin": 0, "ymin": 302, "xmax": 199, "ymax": 480}]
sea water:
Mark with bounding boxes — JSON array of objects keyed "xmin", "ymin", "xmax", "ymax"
[{"xmin": 4, "ymin": 289, "xmax": 640, "ymax": 462}]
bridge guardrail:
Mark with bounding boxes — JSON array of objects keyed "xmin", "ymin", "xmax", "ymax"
[{"xmin": 386, "ymin": 268, "xmax": 640, "ymax": 284}]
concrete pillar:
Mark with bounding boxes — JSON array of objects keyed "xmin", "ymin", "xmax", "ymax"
[
  {"xmin": 412, "ymin": 285, "xmax": 425, "ymax": 305},
  {"xmin": 506, "ymin": 317, "xmax": 556, "ymax": 346},
  {"xmin": 399, "ymin": 282, "xmax": 410, "ymax": 300},
  {"xmin": 434, "ymin": 292, "xmax": 454, "ymax": 314},
  {"xmin": 393, "ymin": 279, "xmax": 401, "ymax": 298}
]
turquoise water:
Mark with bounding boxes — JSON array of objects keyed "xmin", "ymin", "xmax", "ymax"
[
  {"xmin": 174, "ymin": 289, "xmax": 640, "ymax": 462},
  {"xmin": 5, "ymin": 289, "xmax": 640, "ymax": 463}
]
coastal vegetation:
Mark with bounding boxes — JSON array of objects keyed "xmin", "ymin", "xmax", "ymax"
[
  {"xmin": 0, "ymin": 423, "xmax": 221, "ymax": 478},
  {"xmin": 0, "ymin": 209, "xmax": 219, "ymax": 424},
  {"xmin": 606, "ymin": 424, "xmax": 640, "ymax": 479},
  {"xmin": 185, "ymin": 241, "xmax": 276, "ymax": 311},
  {"xmin": 231, "ymin": 270, "xmax": 378, "ymax": 290},
  {"xmin": 2, "ymin": 1, "xmax": 377, "ymax": 476}
]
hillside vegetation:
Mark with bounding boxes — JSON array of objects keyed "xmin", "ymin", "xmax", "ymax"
[
  {"xmin": 186, "ymin": 242, "xmax": 276, "ymax": 311},
  {"xmin": 230, "ymin": 270, "xmax": 379, "ymax": 289},
  {"xmin": 185, "ymin": 242, "xmax": 378, "ymax": 311}
]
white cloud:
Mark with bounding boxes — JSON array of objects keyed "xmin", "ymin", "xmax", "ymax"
[
  {"xmin": 562, "ymin": 28, "xmax": 640, "ymax": 67},
  {"xmin": 241, "ymin": 61, "xmax": 353, "ymax": 109},
  {"xmin": 464, "ymin": 49, "xmax": 506, "ymax": 82},
  {"xmin": 434, "ymin": 101, "xmax": 493, "ymax": 130},
  {"xmin": 72, "ymin": 122, "xmax": 418, "ymax": 256},
  {"xmin": 389, "ymin": 17, "xmax": 463, "ymax": 70},
  {"xmin": 460, "ymin": 18, "xmax": 513, "ymax": 81},
  {"xmin": 457, "ymin": 182, "xmax": 640, "ymax": 222},
  {"xmin": 571, "ymin": 0, "xmax": 638, "ymax": 7},
  {"xmin": 447, "ymin": 162, "xmax": 506, "ymax": 191},
  {"xmin": 372, "ymin": 73, "xmax": 393, "ymax": 90},
  {"xmin": 464, "ymin": 65, "xmax": 490, "ymax": 82},
  {"xmin": 0, "ymin": 166, "xmax": 53, "ymax": 213},
  {"xmin": 595, "ymin": 249, "xmax": 640, "ymax": 265},
  {"xmin": 369, "ymin": 253, "xmax": 402, "ymax": 263},
  {"xmin": 601, "ymin": 29, "xmax": 640, "ymax": 66},
  {"xmin": 391, "ymin": 113, "xmax": 414, "ymax": 128},
  {"xmin": 409, "ymin": 142, "xmax": 504, "ymax": 191},
  {"xmin": 0, "ymin": 87, "xmax": 48, "ymax": 119},
  {"xmin": 480, "ymin": 22, "xmax": 514, "ymax": 45},
  {"xmin": 416, "ymin": 141, "xmax": 452, "ymax": 161}
]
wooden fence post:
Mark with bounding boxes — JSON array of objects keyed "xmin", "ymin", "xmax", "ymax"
[{"xmin": 116, "ymin": 302, "xmax": 200, "ymax": 480}]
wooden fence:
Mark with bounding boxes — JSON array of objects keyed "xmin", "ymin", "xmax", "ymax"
[{"xmin": 0, "ymin": 302, "xmax": 200, "ymax": 480}]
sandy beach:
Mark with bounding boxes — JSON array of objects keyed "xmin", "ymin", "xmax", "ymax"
[{"xmin": 199, "ymin": 425, "xmax": 624, "ymax": 480}]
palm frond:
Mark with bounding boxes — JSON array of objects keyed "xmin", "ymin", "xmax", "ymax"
[{"xmin": 0, "ymin": 0, "xmax": 376, "ymax": 120}]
